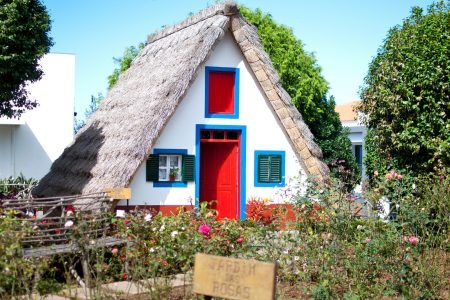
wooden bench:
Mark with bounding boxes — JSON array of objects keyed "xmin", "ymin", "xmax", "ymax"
[{"xmin": 0, "ymin": 189, "xmax": 131, "ymax": 287}]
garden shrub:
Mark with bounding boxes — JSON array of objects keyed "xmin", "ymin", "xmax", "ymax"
[
  {"xmin": 0, "ymin": 209, "xmax": 53, "ymax": 297},
  {"xmin": 0, "ymin": 174, "xmax": 448, "ymax": 298},
  {"xmin": 0, "ymin": 175, "xmax": 38, "ymax": 200}
]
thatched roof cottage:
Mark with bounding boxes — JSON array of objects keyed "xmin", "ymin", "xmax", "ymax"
[{"xmin": 34, "ymin": 2, "xmax": 328, "ymax": 219}]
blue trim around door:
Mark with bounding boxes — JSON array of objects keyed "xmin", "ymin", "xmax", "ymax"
[
  {"xmin": 204, "ymin": 66, "xmax": 240, "ymax": 119},
  {"xmin": 195, "ymin": 124, "xmax": 247, "ymax": 220}
]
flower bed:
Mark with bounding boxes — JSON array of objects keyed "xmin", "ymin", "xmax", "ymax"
[{"xmin": 0, "ymin": 175, "xmax": 448, "ymax": 299}]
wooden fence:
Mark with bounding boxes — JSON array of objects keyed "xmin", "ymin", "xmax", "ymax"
[{"xmin": 1, "ymin": 192, "xmax": 126, "ymax": 257}]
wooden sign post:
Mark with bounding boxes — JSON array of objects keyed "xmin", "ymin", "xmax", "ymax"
[
  {"xmin": 104, "ymin": 188, "xmax": 132, "ymax": 200},
  {"xmin": 193, "ymin": 253, "xmax": 277, "ymax": 300}
]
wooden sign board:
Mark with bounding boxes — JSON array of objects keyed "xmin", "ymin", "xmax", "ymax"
[
  {"xmin": 193, "ymin": 253, "xmax": 277, "ymax": 300},
  {"xmin": 104, "ymin": 188, "xmax": 131, "ymax": 200}
]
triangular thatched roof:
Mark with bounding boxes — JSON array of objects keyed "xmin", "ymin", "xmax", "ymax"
[{"xmin": 34, "ymin": 2, "xmax": 328, "ymax": 197}]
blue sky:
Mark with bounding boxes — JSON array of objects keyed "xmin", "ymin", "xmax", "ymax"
[{"xmin": 41, "ymin": 0, "xmax": 435, "ymax": 116}]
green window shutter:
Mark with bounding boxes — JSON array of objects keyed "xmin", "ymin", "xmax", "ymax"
[
  {"xmin": 258, "ymin": 155, "xmax": 270, "ymax": 182},
  {"xmin": 146, "ymin": 154, "xmax": 159, "ymax": 181},
  {"xmin": 182, "ymin": 155, "xmax": 195, "ymax": 182},
  {"xmin": 269, "ymin": 155, "xmax": 282, "ymax": 182}
]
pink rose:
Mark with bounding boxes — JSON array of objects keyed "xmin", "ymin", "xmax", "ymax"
[
  {"xmin": 408, "ymin": 236, "xmax": 419, "ymax": 245},
  {"xmin": 111, "ymin": 247, "xmax": 119, "ymax": 255},
  {"xmin": 385, "ymin": 173, "xmax": 393, "ymax": 180},
  {"xmin": 198, "ymin": 224, "xmax": 211, "ymax": 235},
  {"xmin": 363, "ymin": 238, "xmax": 371, "ymax": 244}
]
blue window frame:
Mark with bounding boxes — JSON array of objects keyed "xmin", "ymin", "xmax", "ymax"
[
  {"xmin": 152, "ymin": 148, "xmax": 188, "ymax": 188},
  {"xmin": 254, "ymin": 150, "xmax": 286, "ymax": 187},
  {"xmin": 205, "ymin": 66, "xmax": 240, "ymax": 119}
]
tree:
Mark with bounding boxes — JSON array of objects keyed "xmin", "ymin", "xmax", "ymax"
[
  {"xmin": 240, "ymin": 7, "xmax": 359, "ymax": 183},
  {"xmin": 0, "ymin": 0, "xmax": 52, "ymax": 118},
  {"xmin": 107, "ymin": 43, "xmax": 144, "ymax": 90},
  {"xmin": 74, "ymin": 44, "xmax": 143, "ymax": 132},
  {"xmin": 359, "ymin": 1, "xmax": 450, "ymax": 178},
  {"xmin": 74, "ymin": 93, "xmax": 104, "ymax": 134}
]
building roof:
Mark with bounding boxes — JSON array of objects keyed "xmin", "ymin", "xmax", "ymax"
[
  {"xmin": 335, "ymin": 101, "xmax": 360, "ymax": 122},
  {"xmin": 33, "ymin": 2, "xmax": 328, "ymax": 197}
]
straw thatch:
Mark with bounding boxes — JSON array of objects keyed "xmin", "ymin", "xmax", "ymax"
[{"xmin": 34, "ymin": 1, "xmax": 328, "ymax": 198}]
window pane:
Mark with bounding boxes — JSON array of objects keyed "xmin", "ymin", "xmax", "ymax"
[
  {"xmin": 159, "ymin": 168, "xmax": 167, "ymax": 180},
  {"xmin": 200, "ymin": 130, "xmax": 210, "ymax": 139},
  {"xmin": 159, "ymin": 155, "xmax": 167, "ymax": 167},
  {"xmin": 170, "ymin": 155, "xmax": 179, "ymax": 167},
  {"xmin": 213, "ymin": 130, "xmax": 225, "ymax": 139},
  {"xmin": 226, "ymin": 131, "xmax": 238, "ymax": 140}
]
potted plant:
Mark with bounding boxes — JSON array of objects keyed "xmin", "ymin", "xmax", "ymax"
[{"xmin": 169, "ymin": 168, "xmax": 179, "ymax": 181}]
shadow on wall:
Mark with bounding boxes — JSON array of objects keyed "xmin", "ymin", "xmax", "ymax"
[
  {"xmin": 14, "ymin": 124, "xmax": 53, "ymax": 179},
  {"xmin": 33, "ymin": 122, "xmax": 105, "ymax": 197}
]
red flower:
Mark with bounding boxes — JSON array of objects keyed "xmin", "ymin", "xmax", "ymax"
[
  {"xmin": 120, "ymin": 255, "xmax": 126, "ymax": 261},
  {"xmin": 122, "ymin": 272, "xmax": 128, "ymax": 280},
  {"xmin": 123, "ymin": 219, "xmax": 130, "ymax": 225},
  {"xmin": 312, "ymin": 202, "xmax": 321, "ymax": 211},
  {"xmin": 198, "ymin": 224, "xmax": 211, "ymax": 235},
  {"xmin": 158, "ymin": 258, "xmax": 169, "ymax": 266},
  {"xmin": 408, "ymin": 236, "xmax": 419, "ymax": 245},
  {"xmin": 236, "ymin": 237, "xmax": 244, "ymax": 244}
]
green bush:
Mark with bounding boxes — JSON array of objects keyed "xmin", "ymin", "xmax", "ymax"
[{"xmin": 0, "ymin": 175, "xmax": 448, "ymax": 298}]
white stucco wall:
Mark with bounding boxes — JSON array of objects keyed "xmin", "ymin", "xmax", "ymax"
[
  {"xmin": 0, "ymin": 53, "xmax": 75, "ymax": 179},
  {"xmin": 127, "ymin": 32, "xmax": 306, "ymax": 207},
  {"xmin": 342, "ymin": 120, "xmax": 367, "ymax": 178}
]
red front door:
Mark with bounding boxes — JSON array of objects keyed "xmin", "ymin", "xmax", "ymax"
[{"xmin": 200, "ymin": 131, "xmax": 240, "ymax": 220}]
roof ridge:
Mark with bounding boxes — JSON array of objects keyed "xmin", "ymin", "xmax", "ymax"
[{"xmin": 146, "ymin": 1, "xmax": 237, "ymax": 45}]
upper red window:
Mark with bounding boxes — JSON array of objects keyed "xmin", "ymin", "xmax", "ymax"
[{"xmin": 205, "ymin": 67, "xmax": 239, "ymax": 118}]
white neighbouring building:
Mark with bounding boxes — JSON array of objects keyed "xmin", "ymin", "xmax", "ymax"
[
  {"xmin": 335, "ymin": 101, "xmax": 367, "ymax": 178},
  {"xmin": 0, "ymin": 53, "xmax": 75, "ymax": 179},
  {"xmin": 35, "ymin": 3, "xmax": 329, "ymax": 219}
]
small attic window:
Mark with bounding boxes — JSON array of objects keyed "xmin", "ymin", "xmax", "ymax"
[{"xmin": 205, "ymin": 66, "xmax": 239, "ymax": 119}]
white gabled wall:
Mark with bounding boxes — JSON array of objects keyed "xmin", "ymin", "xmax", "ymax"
[
  {"xmin": 128, "ymin": 32, "xmax": 306, "ymax": 207},
  {"xmin": 0, "ymin": 53, "xmax": 75, "ymax": 179}
]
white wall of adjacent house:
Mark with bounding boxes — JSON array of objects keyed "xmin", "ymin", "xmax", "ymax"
[
  {"xmin": 0, "ymin": 53, "xmax": 75, "ymax": 179},
  {"xmin": 342, "ymin": 119, "xmax": 367, "ymax": 179},
  {"xmin": 127, "ymin": 32, "xmax": 306, "ymax": 208}
]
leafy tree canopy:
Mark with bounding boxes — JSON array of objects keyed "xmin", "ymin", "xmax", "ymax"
[
  {"xmin": 107, "ymin": 43, "xmax": 144, "ymax": 90},
  {"xmin": 73, "ymin": 93, "xmax": 104, "ymax": 134},
  {"xmin": 359, "ymin": 1, "xmax": 450, "ymax": 178},
  {"xmin": 240, "ymin": 7, "xmax": 359, "ymax": 183},
  {"xmin": 0, "ymin": 0, "xmax": 52, "ymax": 118}
]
